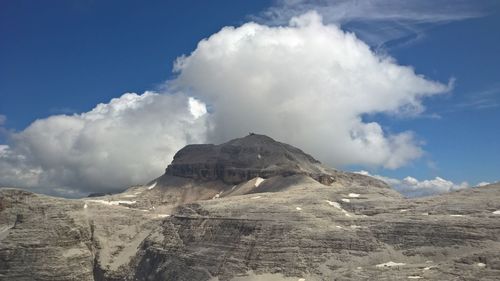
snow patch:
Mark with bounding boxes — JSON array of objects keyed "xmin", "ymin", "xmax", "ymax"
[
  {"xmin": 212, "ymin": 192, "xmax": 221, "ymax": 199},
  {"xmin": 296, "ymin": 207, "xmax": 302, "ymax": 211},
  {"xmin": 450, "ymin": 214, "xmax": 463, "ymax": 217},
  {"xmin": 423, "ymin": 266, "xmax": 435, "ymax": 271},
  {"xmin": 399, "ymin": 209, "xmax": 409, "ymax": 212},
  {"xmin": 341, "ymin": 198, "xmax": 350, "ymax": 203},
  {"xmin": 255, "ymin": 177, "xmax": 265, "ymax": 187},
  {"xmin": 147, "ymin": 182, "xmax": 157, "ymax": 190},
  {"xmin": 477, "ymin": 262, "xmax": 486, "ymax": 267},
  {"xmin": 350, "ymin": 225, "xmax": 361, "ymax": 229},
  {"xmin": 376, "ymin": 261, "xmax": 406, "ymax": 268},
  {"xmin": 257, "ymin": 154, "xmax": 262, "ymax": 159},
  {"xmin": 157, "ymin": 214, "xmax": 170, "ymax": 218},
  {"xmin": 251, "ymin": 196, "xmax": 262, "ymax": 199},
  {"xmin": 0, "ymin": 225, "xmax": 12, "ymax": 237},
  {"xmin": 326, "ymin": 200, "xmax": 341, "ymax": 209},
  {"xmin": 348, "ymin": 193, "xmax": 360, "ymax": 198},
  {"xmin": 83, "ymin": 203, "xmax": 88, "ymax": 209},
  {"xmin": 87, "ymin": 200, "xmax": 137, "ymax": 206},
  {"xmin": 298, "ymin": 279, "xmax": 305, "ymax": 281},
  {"xmin": 408, "ymin": 276, "xmax": 423, "ymax": 279},
  {"xmin": 123, "ymin": 194, "xmax": 136, "ymax": 198},
  {"xmin": 493, "ymin": 210, "xmax": 500, "ymax": 215},
  {"xmin": 325, "ymin": 200, "xmax": 352, "ymax": 217}
]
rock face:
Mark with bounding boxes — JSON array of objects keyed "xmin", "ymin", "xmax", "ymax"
[
  {"xmin": 0, "ymin": 190, "xmax": 95, "ymax": 281},
  {"xmin": 1, "ymin": 134, "xmax": 500, "ymax": 281},
  {"xmin": 164, "ymin": 134, "xmax": 333, "ymax": 184}
]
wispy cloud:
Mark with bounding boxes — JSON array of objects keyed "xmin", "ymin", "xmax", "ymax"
[
  {"xmin": 254, "ymin": 0, "xmax": 490, "ymax": 49},
  {"xmin": 0, "ymin": 115, "xmax": 8, "ymax": 139},
  {"xmin": 452, "ymin": 86, "xmax": 500, "ymax": 111}
]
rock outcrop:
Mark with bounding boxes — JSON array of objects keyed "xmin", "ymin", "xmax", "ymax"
[
  {"xmin": 1, "ymin": 134, "xmax": 500, "ymax": 281},
  {"xmin": 164, "ymin": 134, "xmax": 333, "ymax": 185}
]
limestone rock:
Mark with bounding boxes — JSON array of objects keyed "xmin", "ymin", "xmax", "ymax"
[
  {"xmin": 1, "ymin": 135, "xmax": 499, "ymax": 281},
  {"xmin": 164, "ymin": 134, "xmax": 332, "ymax": 184}
]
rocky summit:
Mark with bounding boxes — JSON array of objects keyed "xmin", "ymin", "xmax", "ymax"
[
  {"xmin": 1, "ymin": 134, "xmax": 500, "ymax": 281},
  {"xmin": 164, "ymin": 134, "xmax": 331, "ymax": 184}
]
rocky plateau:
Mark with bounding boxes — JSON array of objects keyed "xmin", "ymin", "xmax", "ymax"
[{"xmin": 1, "ymin": 134, "xmax": 500, "ymax": 280}]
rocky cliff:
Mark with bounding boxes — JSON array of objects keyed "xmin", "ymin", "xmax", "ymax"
[
  {"xmin": 164, "ymin": 134, "xmax": 334, "ymax": 185},
  {"xmin": 1, "ymin": 134, "xmax": 500, "ymax": 281}
]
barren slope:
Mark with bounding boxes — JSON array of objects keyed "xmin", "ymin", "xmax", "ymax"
[{"xmin": 1, "ymin": 135, "xmax": 499, "ymax": 281}]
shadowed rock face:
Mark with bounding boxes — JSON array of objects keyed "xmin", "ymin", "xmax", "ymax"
[
  {"xmin": 164, "ymin": 134, "xmax": 331, "ymax": 184},
  {"xmin": 1, "ymin": 135, "xmax": 500, "ymax": 281}
]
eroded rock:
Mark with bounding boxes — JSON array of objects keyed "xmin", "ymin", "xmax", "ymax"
[{"xmin": 1, "ymin": 135, "xmax": 499, "ymax": 281}]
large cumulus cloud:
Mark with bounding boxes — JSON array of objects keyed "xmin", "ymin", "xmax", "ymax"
[
  {"xmin": 1, "ymin": 12, "xmax": 452, "ymax": 196},
  {"xmin": 174, "ymin": 12, "xmax": 450, "ymax": 168},
  {"xmin": 0, "ymin": 92, "xmax": 207, "ymax": 197}
]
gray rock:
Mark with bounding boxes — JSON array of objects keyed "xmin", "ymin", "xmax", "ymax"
[
  {"xmin": 163, "ymin": 134, "xmax": 334, "ymax": 185},
  {"xmin": 1, "ymin": 134, "xmax": 499, "ymax": 280}
]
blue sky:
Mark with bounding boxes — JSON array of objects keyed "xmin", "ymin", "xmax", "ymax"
[
  {"xmin": 0, "ymin": 0, "xmax": 499, "ymax": 197},
  {"xmin": 363, "ymin": 13, "xmax": 500, "ymax": 184},
  {"xmin": 0, "ymin": 0, "xmax": 270, "ymax": 129}
]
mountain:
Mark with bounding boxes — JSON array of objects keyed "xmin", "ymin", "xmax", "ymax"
[
  {"xmin": 164, "ymin": 133, "xmax": 331, "ymax": 184},
  {"xmin": 1, "ymin": 134, "xmax": 500, "ymax": 281}
]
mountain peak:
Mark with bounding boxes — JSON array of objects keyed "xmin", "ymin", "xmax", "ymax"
[
  {"xmin": 228, "ymin": 133, "xmax": 282, "ymax": 145},
  {"xmin": 164, "ymin": 134, "xmax": 330, "ymax": 184}
]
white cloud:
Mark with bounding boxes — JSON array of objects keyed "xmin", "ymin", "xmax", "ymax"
[
  {"xmin": 449, "ymin": 86, "xmax": 500, "ymax": 112},
  {"xmin": 399, "ymin": 176, "xmax": 470, "ymax": 197},
  {"xmin": 174, "ymin": 11, "xmax": 450, "ymax": 169},
  {"xmin": 188, "ymin": 97, "xmax": 208, "ymax": 119},
  {"xmin": 0, "ymin": 114, "xmax": 6, "ymax": 126},
  {"xmin": 356, "ymin": 170, "xmax": 472, "ymax": 197},
  {"xmin": 256, "ymin": 0, "xmax": 487, "ymax": 48},
  {"xmin": 0, "ymin": 12, "xmax": 453, "ymax": 196},
  {"xmin": 0, "ymin": 92, "xmax": 207, "ymax": 197}
]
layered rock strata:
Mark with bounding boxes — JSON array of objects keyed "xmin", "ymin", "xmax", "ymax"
[{"xmin": 1, "ymin": 134, "xmax": 499, "ymax": 281}]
